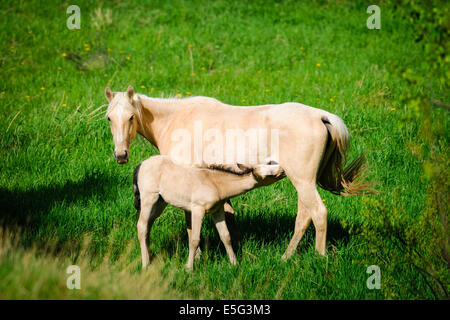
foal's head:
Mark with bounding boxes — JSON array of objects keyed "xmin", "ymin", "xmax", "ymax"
[
  {"xmin": 245, "ymin": 161, "xmax": 285, "ymax": 186},
  {"xmin": 105, "ymin": 85, "xmax": 140, "ymax": 164}
]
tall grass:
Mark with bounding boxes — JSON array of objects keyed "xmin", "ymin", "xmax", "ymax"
[{"xmin": 0, "ymin": 228, "xmax": 183, "ymax": 299}]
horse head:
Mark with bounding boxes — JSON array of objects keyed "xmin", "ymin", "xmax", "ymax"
[{"xmin": 105, "ymin": 85, "xmax": 140, "ymax": 164}]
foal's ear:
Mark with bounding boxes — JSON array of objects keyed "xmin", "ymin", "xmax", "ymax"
[
  {"xmin": 126, "ymin": 85, "xmax": 135, "ymax": 102},
  {"xmin": 236, "ymin": 163, "xmax": 251, "ymax": 172},
  {"xmin": 105, "ymin": 87, "xmax": 114, "ymax": 102}
]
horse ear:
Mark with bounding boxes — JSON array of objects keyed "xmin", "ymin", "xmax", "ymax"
[
  {"xmin": 105, "ymin": 87, "xmax": 114, "ymax": 102},
  {"xmin": 126, "ymin": 85, "xmax": 134, "ymax": 101}
]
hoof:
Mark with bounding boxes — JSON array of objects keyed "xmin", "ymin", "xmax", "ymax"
[
  {"xmin": 230, "ymin": 258, "xmax": 238, "ymax": 266},
  {"xmin": 194, "ymin": 247, "xmax": 202, "ymax": 260}
]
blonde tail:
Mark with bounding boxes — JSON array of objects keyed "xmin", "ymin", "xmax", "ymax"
[{"xmin": 318, "ymin": 113, "xmax": 376, "ymax": 196}]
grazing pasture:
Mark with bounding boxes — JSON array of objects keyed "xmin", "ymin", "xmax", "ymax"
[{"xmin": 0, "ymin": 0, "xmax": 447, "ymax": 299}]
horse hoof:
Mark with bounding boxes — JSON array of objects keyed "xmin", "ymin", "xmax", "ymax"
[{"xmin": 194, "ymin": 248, "xmax": 202, "ymax": 260}]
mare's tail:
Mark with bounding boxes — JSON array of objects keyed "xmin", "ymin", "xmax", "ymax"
[{"xmin": 318, "ymin": 113, "xmax": 376, "ymax": 196}]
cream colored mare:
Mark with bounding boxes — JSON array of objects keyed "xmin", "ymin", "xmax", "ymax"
[
  {"xmin": 105, "ymin": 86, "xmax": 369, "ymax": 259},
  {"xmin": 134, "ymin": 155, "xmax": 284, "ymax": 270}
]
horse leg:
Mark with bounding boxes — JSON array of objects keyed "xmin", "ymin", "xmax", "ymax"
[
  {"xmin": 212, "ymin": 207, "xmax": 238, "ymax": 266},
  {"xmin": 186, "ymin": 205, "xmax": 206, "ymax": 271},
  {"xmin": 278, "ymin": 121, "xmax": 329, "ymax": 258},
  {"xmin": 137, "ymin": 193, "xmax": 167, "ymax": 269},
  {"xmin": 282, "ymin": 195, "xmax": 312, "ymax": 260},
  {"xmin": 282, "ymin": 179, "xmax": 328, "ymax": 259},
  {"xmin": 224, "ymin": 200, "xmax": 241, "ymax": 250},
  {"xmin": 184, "ymin": 211, "xmax": 202, "ymax": 259}
]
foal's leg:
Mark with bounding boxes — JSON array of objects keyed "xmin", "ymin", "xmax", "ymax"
[
  {"xmin": 212, "ymin": 208, "xmax": 238, "ymax": 266},
  {"xmin": 184, "ymin": 211, "xmax": 202, "ymax": 259},
  {"xmin": 137, "ymin": 193, "xmax": 167, "ymax": 268},
  {"xmin": 186, "ymin": 205, "xmax": 206, "ymax": 271},
  {"xmin": 224, "ymin": 200, "xmax": 241, "ymax": 249}
]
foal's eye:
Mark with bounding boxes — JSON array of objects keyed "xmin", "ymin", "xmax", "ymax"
[
  {"xmin": 107, "ymin": 116, "xmax": 111, "ymax": 122},
  {"xmin": 129, "ymin": 115, "xmax": 134, "ymax": 121}
]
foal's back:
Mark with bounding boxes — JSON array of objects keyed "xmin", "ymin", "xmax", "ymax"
[{"xmin": 137, "ymin": 156, "xmax": 221, "ymax": 211}]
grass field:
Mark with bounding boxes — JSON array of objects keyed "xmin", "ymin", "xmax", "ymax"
[{"xmin": 0, "ymin": 0, "xmax": 445, "ymax": 299}]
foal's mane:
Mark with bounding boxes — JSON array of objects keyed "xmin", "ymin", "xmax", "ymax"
[{"xmin": 206, "ymin": 164, "xmax": 253, "ymax": 176}]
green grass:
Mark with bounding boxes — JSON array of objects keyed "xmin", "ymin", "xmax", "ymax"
[{"xmin": 0, "ymin": 0, "xmax": 439, "ymax": 299}]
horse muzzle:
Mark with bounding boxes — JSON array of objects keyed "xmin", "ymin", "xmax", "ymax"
[{"xmin": 114, "ymin": 150, "xmax": 129, "ymax": 164}]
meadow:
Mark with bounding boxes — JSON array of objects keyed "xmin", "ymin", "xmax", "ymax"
[{"xmin": 0, "ymin": 0, "xmax": 447, "ymax": 299}]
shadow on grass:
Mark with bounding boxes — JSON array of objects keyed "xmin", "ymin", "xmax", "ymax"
[
  {"xmin": 237, "ymin": 207, "xmax": 350, "ymax": 250},
  {"xmin": 157, "ymin": 202, "xmax": 352, "ymax": 261},
  {"xmin": 0, "ymin": 172, "xmax": 123, "ymax": 237},
  {"xmin": 1, "ymin": 174, "xmax": 353, "ymax": 261}
]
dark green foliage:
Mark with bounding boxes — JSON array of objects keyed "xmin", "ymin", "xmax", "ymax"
[{"xmin": 347, "ymin": 0, "xmax": 449, "ymax": 299}]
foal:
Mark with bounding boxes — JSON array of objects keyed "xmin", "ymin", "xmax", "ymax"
[{"xmin": 133, "ymin": 155, "xmax": 284, "ymax": 270}]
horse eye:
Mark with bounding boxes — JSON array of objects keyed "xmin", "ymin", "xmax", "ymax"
[
  {"xmin": 129, "ymin": 115, "xmax": 134, "ymax": 121},
  {"xmin": 107, "ymin": 116, "xmax": 111, "ymax": 122}
]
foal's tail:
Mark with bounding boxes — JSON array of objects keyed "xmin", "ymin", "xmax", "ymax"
[
  {"xmin": 318, "ymin": 113, "xmax": 375, "ymax": 196},
  {"xmin": 133, "ymin": 163, "xmax": 142, "ymax": 212}
]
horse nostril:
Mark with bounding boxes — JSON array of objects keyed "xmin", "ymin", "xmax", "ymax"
[{"xmin": 114, "ymin": 150, "xmax": 128, "ymax": 162}]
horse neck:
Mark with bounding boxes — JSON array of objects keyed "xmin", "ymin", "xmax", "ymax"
[
  {"xmin": 212, "ymin": 171, "xmax": 258, "ymax": 199},
  {"xmin": 137, "ymin": 95, "xmax": 181, "ymax": 148}
]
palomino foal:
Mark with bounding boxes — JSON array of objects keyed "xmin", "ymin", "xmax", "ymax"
[{"xmin": 133, "ymin": 155, "xmax": 284, "ymax": 270}]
